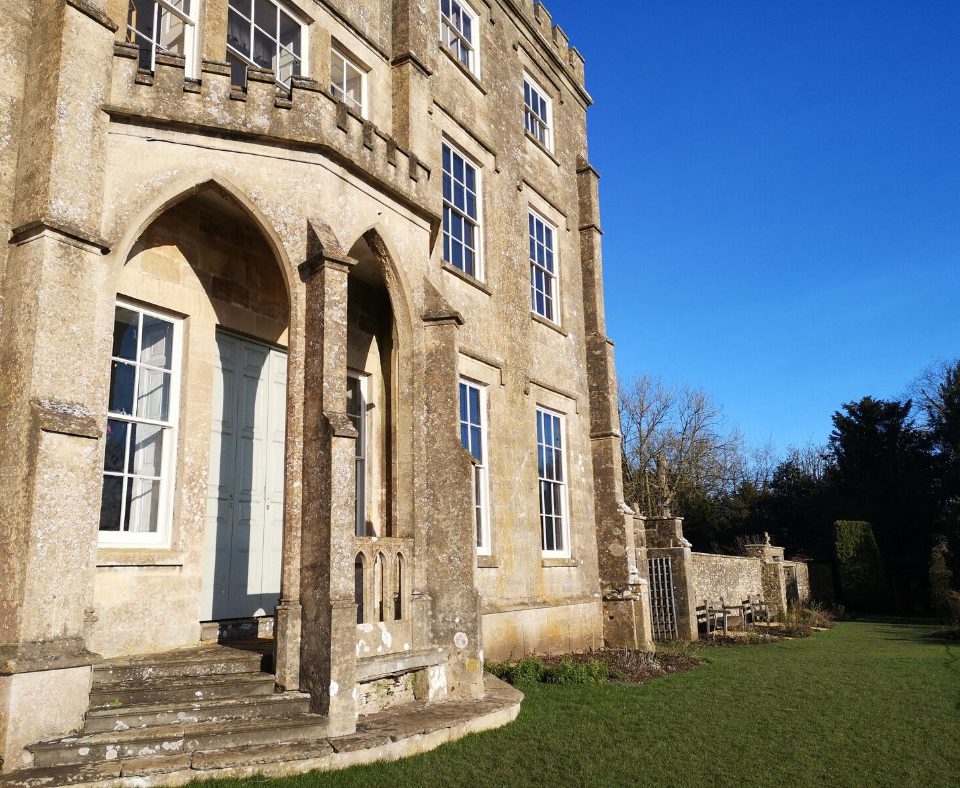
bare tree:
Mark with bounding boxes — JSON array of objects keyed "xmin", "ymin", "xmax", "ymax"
[{"xmin": 619, "ymin": 375, "xmax": 747, "ymax": 517}]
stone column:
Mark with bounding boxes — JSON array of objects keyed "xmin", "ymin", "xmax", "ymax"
[
  {"xmin": 296, "ymin": 223, "xmax": 359, "ymax": 735},
  {"xmin": 0, "ymin": 1, "xmax": 117, "ymax": 771},
  {"xmin": 414, "ymin": 284, "xmax": 484, "ymax": 699},
  {"xmin": 646, "ymin": 518, "xmax": 699, "ymax": 641},
  {"xmin": 274, "ymin": 292, "xmax": 306, "ymax": 692},
  {"xmin": 577, "ymin": 158, "xmax": 654, "ymax": 652}
]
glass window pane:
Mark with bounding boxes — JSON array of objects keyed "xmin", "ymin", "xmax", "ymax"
[
  {"xmin": 254, "ymin": 0, "xmax": 276, "ymax": 32},
  {"xmin": 345, "ymin": 64, "xmax": 362, "ymax": 100},
  {"xmin": 277, "ymin": 47, "xmax": 299, "ymax": 83},
  {"xmin": 113, "ymin": 307, "xmax": 139, "ymax": 360},
  {"xmin": 104, "ymin": 419, "xmax": 128, "ymax": 473},
  {"xmin": 453, "ymin": 154, "xmax": 463, "ymax": 182},
  {"xmin": 127, "ymin": 478, "xmax": 160, "ymax": 533},
  {"xmin": 128, "ymin": 0, "xmax": 156, "ymax": 40},
  {"xmin": 230, "ymin": 0, "xmax": 252, "ymax": 17},
  {"xmin": 227, "ymin": 8, "xmax": 250, "ymax": 56},
  {"xmin": 279, "ymin": 10, "xmax": 300, "ymax": 55},
  {"xmin": 470, "ymin": 426, "xmax": 482, "ymax": 461},
  {"xmin": 140, "ymin": 315, "xmax": 174, "ymax": 369},
  {"xmin": 129, "ymin": 423, "xmax": 164, "ymax": 477},
  {"xmin": 157, "ymin": 7, "xmax": 186, "ymax": 55},
  {"xmin": 137, "ymin": 367, "xmax": 171, "ymax": 421},
  {"xmin": 253, "ymin": 25, "xmax": 274, "ymax": 69},
  {"xmin": 109, "ymin": 361, "xmax": 136, "ymax": 415},
  {"xmin": 99, "ymin": 476, "xmax": 125, "ymax": 531}
]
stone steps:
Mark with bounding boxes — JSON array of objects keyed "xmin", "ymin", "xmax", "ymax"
[
  {"xmin": 89, "ymin": 671, "xmax": 277, "ymax": 709},
  {"xmin": 92, "ymin": 645, "xmax": 268, "ymax": 685},
  {"xmin": 82, "ymin": 691, "xmax": 312, "ymax": 733},
  {"xmin": 29, "ymin": 711, "xmax": 329, "ymax": 768},
  {"xmin": 0, "ymin": 675, "xmax": 525, "ymax": 788}
]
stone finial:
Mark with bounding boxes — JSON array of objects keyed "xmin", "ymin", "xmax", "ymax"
[{"xmin": 654, "ymin": 452, "xmax": 673, "ymax": 518}]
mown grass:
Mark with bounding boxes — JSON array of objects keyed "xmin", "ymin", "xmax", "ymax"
[{"xmin": 205, "ymin": 620, "xmax": 960, "ymax": 787}]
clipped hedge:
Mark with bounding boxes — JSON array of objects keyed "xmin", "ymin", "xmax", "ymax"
[{"xmin": 834, "ymin": 520, "xmax": 888, "ymax": 612}]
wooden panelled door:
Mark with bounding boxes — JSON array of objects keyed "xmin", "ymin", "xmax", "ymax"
[{"xmin": 202, "ymin": 331, "xmax": 287, "ymax": 621}]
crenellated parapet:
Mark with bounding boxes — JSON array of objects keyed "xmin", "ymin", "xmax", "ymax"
[
  {"xmin": 107, "ymin": 43, "xmax": 437, "ymax": 224},
  {"xmin": 517, "ymin": 0, "xmax": 587, "ymax": 88}
]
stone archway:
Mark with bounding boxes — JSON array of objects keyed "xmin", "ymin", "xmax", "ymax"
[{"xmin": 89, "ymin": 183, "xmax": 298, "ymax": 658}]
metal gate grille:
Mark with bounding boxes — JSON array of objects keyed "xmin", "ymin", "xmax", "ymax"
[{"xmin": 648, "ymin": 557, "xmax": 678, "ymax": 641}]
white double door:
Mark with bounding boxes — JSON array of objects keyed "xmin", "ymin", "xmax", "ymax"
[{"xmin": 202, "ymin": 331, "xmax": 287, "ymax": 621}]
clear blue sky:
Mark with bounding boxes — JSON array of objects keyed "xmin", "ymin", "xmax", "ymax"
[{"xmin": 553, "ymin": 1, "xmax": 960, "ymax": 452}]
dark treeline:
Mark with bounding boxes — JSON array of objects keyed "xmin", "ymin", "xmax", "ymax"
[{"xmin": 620, "ymin": 361, "xmax": 960, "ymax": 614}]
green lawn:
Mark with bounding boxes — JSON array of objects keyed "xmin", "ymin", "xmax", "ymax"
[{"xmin": 215, "ymin": 621, "xmax": 960, "ymax": 787}]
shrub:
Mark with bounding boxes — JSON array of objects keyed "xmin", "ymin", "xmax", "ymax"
[
  {"xmin": 485, "ymin": 656, "xmax": 608, "ymax": 686},
  {"xmin": 834, "ymin": 520, "xmax": 888, "ymax": 613},
  {"xmin": 776, "ymin": 603, "xmax": 835, "ymax": 637}
]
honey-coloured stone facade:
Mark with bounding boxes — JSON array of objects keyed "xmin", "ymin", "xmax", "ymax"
[{"xmin": 0, "ymin": 0, "xmax": 651, "ymax": 773}]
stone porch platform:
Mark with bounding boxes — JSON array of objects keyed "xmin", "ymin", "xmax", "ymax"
[{"xmin": 1, "ymin": 677, "xmax": 521, "ymax": 787}]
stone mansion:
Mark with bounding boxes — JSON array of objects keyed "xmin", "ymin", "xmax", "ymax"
[{"xmin": 0, "ymin": 0, "xmax": 657, "ymax": 779}]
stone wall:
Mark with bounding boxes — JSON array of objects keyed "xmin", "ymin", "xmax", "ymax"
[
  {"xmin": 690, "ymin": 553, "xmax": 764, "ymax": 607},
  {"xmin": 0, "ymin": 0, "xmax": 29, "ymax": 323}
]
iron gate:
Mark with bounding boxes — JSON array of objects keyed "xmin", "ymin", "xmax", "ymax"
[{"xmin": 648, "ymin": 556, "xmax": 679, "ymax": 641}]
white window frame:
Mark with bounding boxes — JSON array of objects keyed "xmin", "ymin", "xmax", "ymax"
[
  {"xmin": 529, "ymin": 209, "xmax": 560, "ymax": 325},
  {"xmin": 524, "ymin": 73, "xmax": 554, "ymax": 151},
  {"xmin": 347, "ymin": 371, "xmax": 368, "ymax": 537},
  {"xmin": 460, "ymin": 378, "xmax": 492, "ymax": 557},
  {"xmin": 330, "ymin": 46, "xmax": 367, "ymax": 117},
  {"xmin": 440, "ymin": 0, "xmax": 480, "ymax": 76},
  {"xmin": 99, "ymin": 300, "xmax": 183, "ymax": 549},
  {"xmin": 126, "ymin": 0, "xmax": 200, "ymax": 78},
  {"xmin": 442, "ymin": 140, "xmax": 485, "ymax": 281},
  {"xmin": 226, "ymin": 0, "xmax": 309, "ymax": 87},
  {"xmin": 536, "ymin": 406, "xmax": 570, "ymax": 559}
]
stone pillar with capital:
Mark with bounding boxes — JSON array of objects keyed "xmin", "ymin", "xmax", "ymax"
[
  {"xmin": 296, "ymin": 221, "xmax": 360, "ymax": 735},
  {"xmin": 0, "ymin": 1, "xmax": 118, "ymax": 771},
  {"xmin": 413, "ymin": 283, "xmax": 484, "ymax": 699},
  {"xmin": 646, "ymin": 517, "xmax": 699, "ymax": 641},
  {"xmin": 744, "ymin": 539, "xmax": 789, "ymax": 621}
]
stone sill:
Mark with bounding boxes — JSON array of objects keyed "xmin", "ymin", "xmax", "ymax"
[
  {"xmin": 442, "ymin": 261, "xmax": 492, "ymax": 295},
  {"xmin": 439, "ymin": 46, "xmax": 488, "ymax": 95},
  {"xmin": 531, "ymin": 311, "xmax": 568, "ymax": 336},
  {"xmin": 542, "ymin": 557, "xmax": 579, "ymax": 568},
  {"xmin": 524, "ymin": 131, "xmax": 560, "ymax": 167},
  {"xmin": 477, "ymin": 555, "xmax": 499, "ymax": 569},
  {"xmin": 96, "ymin": 548, "xmax": 186, "ymax": 568}
]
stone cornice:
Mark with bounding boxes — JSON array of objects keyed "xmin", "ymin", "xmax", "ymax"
[
  {"xmin": 32, "ymin": 399, "xmax": 103, "ymax": 440},
  {"xmin": 9, "ymin": 218, "xmax": 110, "ymax": 254},
  {"xmin": 64, "ymin": 0, "xmax": 118, "ymax": 33},
  {"xmin": 391, "ymin": 52, "xmax": 433, "ymax": 77},
  {"xmin": 421, "ymin": 307, "xmax": 465, "ymax": 326}
]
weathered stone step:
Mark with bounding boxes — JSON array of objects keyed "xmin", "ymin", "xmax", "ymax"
[
  {"xmin": 93, "ymin": 646, "xmax": 268, "ymax": 685},
  {"xmin": 89, "ymin": 671, "xmax": 276, "ymax": 709},
  {"xmin": 29, "ymin": 712, "xmax": 329, "ymax": 768},
  {"xmin": 83, "ymin": 692, "xmax": 312, "ymax": 733}
]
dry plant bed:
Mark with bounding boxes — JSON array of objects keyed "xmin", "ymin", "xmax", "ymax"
[{"xmin": 538, "ymin": 648, "xmax": 702, "ymax": 685}]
